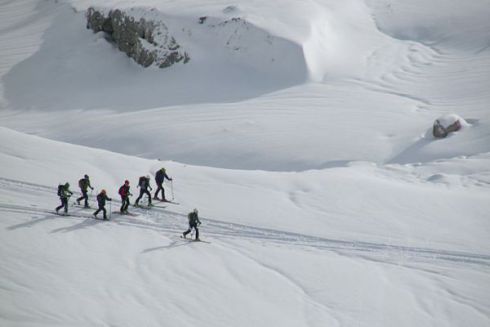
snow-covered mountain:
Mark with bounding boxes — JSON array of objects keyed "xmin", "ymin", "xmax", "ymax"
[{"xmin": 1, "ymin": 0, "xmax": 489, "ymax": 326}]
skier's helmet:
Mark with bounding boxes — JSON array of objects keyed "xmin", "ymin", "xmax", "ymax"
[
  {"xmin": 146, "ymin": 175, "xmax": 150, "ymax": 179},
  {"xmin": 101, "ymin": 189, "xmax": 106, "ymax": 194},
  {"xmin": 161, "ymin": 167, "xmax": 166, "ymax": 172},
  {"xmin": 65, "ymin": 182, "xmax": 70, "ymax": 187},
  {"xmin": 84, "ymin": 174, "xmax": 89, "ymax": 179},
  {"xmin": 193, "ymin": 208, "xmax": 198, "ymax": 214},
  {"xmin": 124, "ymin": 180, "xmax": 129, "ymax": 185}
]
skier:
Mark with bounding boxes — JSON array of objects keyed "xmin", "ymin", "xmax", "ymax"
[
  {"xmin": 93, "ymin": 189, "xmax": 112, "ymax": 220},
  {"xmin": 76, "ymin": 174, "xmax": 94, "ymax": 208},
  {"xmin": 182, "ymin": 208, "xmax": 201, "ymax": 241},
  {"xmin": 135, "ymin": 175, "xmax": 152, "ymax": 207},
  {"xmin": 118, "ymin": 180, "xmax": 132, "ymax": 214},
  {"xmin": 55, "ymin": 182, "xmax": 73, "ymax": 215},
  {"xmin": 153, "ymin": 168, "xmax": 172, "ymax": 201}
]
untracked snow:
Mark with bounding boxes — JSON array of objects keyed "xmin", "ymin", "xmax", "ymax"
[{"xmin": 1, "ymin": 0, "xmax": 489, "ymax": 326}]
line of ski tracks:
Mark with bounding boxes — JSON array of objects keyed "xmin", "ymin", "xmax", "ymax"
[{"xmin": 1, "ymin": 177, "xmax": 489, "ymax": 269}]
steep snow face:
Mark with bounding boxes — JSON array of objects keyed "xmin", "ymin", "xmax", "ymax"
[{"xmin": 299, "ymin": 0, "xmax": 389, "ymax": 81}]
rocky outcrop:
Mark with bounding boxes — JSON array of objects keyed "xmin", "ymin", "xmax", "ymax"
[{"xmin": 86, "ymin": 7, "xmax": 189, "ymax": 68}]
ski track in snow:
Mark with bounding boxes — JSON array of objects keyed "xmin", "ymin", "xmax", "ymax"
[{"xmin": 2, "ymin": 177, "xmax": 489, "ymax": 270}]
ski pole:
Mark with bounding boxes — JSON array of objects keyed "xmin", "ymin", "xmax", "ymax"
[
  {"xmin": 170, "ymin": 180, "xmax": 175, "ymax": 201},
  {"xmin": 109, "ymin": 200, "xmax": 112, "ymax": 219}
]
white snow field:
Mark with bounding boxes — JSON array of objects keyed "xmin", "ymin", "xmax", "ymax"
[{"xmin": 1, "ymin": 0, "xmax": 489, "ymax": 326}]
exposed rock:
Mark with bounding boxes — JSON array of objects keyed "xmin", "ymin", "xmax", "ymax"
[
  {"xmin": 86, "ymin": 7, "xmax": 190, "ymax": 68},
  {"xmin": 432, "ymin": 114, "xmax": 468, "ymax": 138}
]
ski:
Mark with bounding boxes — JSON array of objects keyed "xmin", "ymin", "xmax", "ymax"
[
  {"xmin": 54, "ymin": 211, "xmax": 108, "ymax": 220},
  {"xmin": 114, "ymin": 211, "xmax": 139, "ymax": 217},
  {"xmin": 134, "ymin": 205, "xmax": 153, "ymax": 210},
  {"xmin": 180, "ymin": 236, "xmax": 210, "ymax": 243},
  {"xmin": 72, "ymin": 203, "xmax": 92, "ymax": 209},
  {"xmin": 161, "ymin": 200, "xmax": 179, "ymax": 205},
  {"xmin": 54, "ymin": 211, "xmax": 71, "ymax": 216},
  {"xmin": 151, "ymin": 204, "xmax": 167, "ymax": 209},
  {"xmin": 93, "ymin": 216, "xmax": 111, "ymax": 221}
]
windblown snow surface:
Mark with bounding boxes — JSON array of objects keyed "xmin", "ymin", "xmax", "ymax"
[{"xmin": 1, "ymin": 0, "xmax": 489, "ymax": 326}]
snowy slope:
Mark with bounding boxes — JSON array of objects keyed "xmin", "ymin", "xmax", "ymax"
[
  {"xmin": 1, "ymin": 0, "xmax": 489, "ymax": 170},
  {"xmin": 1, "ymin": 127, "xmax": 489, "ymax": 327},
  {"xmin": 1, "ymin": 0, "xmax": 490, "ymax": 326}
]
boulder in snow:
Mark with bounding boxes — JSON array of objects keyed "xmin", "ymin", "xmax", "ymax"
[{"xmin": 432, "ymin": 114, "xmax": 468, "ymax": 138}]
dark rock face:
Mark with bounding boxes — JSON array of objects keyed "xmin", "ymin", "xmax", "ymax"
[{"xmin": 86, "ymin": 7, "xmax": 190, "ymax": 68}]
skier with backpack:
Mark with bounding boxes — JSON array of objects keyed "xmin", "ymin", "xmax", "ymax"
[
  {"xmin": 118, "ymin": 180, "xmax": 132, "ymax": 214},
  {"xmin": 93, "ymin": 189, "xmax": 112, "ymax": 220},
  {"xmin": 182, "ymin": 208, "xmax": 201, "ymax": 241},
  {"xmin": 76, "ymin": 174, "xmax": 94, "ymax": 208},
  {"xmin": 135, "ymin": 175, "xmax": 152, "ymax": 207},
  {"xmin": 55, "ymin": 182, "xmax": 73, "ymax": 215},
  {"xmin": 153, "ymin": 168, "xmax": 172, "ymax": 201}
]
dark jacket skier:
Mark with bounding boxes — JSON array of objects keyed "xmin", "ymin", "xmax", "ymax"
[
  {"xmin": 55, "ymin": 182, "xmax": 73, "ymax": 215},
  {"xmin": 76, "ymin": 174, "xmax": 94, "ymax": 208},
  {"xmin": 153, "ymin": 168, "xmax": 172, "ymax": 201},
  {"xmin": 118, "ymin": 180, "xmax": 132, "ymax": 213},
  {"xmin": 135, "ymin": 175, "xmax": 152, "ymax": 206},
  {"xmin": 183, "ymin": 209, "xmax": 201, "ymax": 241},
  {"xmin": 94, "ymin": 189, "xmax": 112, "ymax": 220}
]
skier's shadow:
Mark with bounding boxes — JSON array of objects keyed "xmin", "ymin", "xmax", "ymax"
[
  {"xmin": 50, "ymin": 217, "xmax": 102, "ymax": 233},
  {"xmin": 142, "ymin": 240, "xmax": 190, "ymax": 253},
  {"xmin": 7, "ymin": 213, "xmax": 68, "ymax": 230}
]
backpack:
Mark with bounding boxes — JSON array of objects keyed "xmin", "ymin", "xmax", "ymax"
[
  {"xmin": 189, "ymin": 212, "xmax": 198, "ymax": 224},
  {"xmin": 155, "ymin": 170, "xmax": 164, "ymax": 183},
  {"xmin": 57, "ymin": 184, "xmax": 63, "ymax": 196},
  {"xmin": 138, "ymin": 176, "xmax": 146, "ymax": 187},
  {"xmin": 119, "ymin": 185, "xmax": 126, "ymax": 196},
  {"xmin": 78, "ymin": 178, "xmax": 86, "ymax": 189}
]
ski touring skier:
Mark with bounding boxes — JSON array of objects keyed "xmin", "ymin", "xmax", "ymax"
[
  {"xmin": 118, "ymin": 180, "xmax": 132, "ymax": 214},
  {"xmin": 153, "ymin": 168, "xmax": 172, "ymax": 201},
  {"xmin": 135, "ymin": 175, "xmax": 153, "ymax": 207},
  {"xmin": 76, "ymin": 174, "xmax": 94, "ymax": 208},
  {"xmin": 55, "ymin": 182, "xmax": 73, "ymax": 215},
  {"xmin": 93, "ymin": 189, "xmax": 112, "ymax": 220},
  {"xmin": 182, "ymin": 208, "xmax": 201, "ymax": 241}
]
